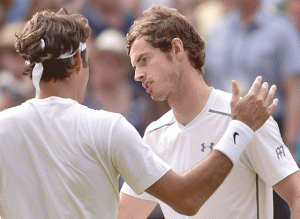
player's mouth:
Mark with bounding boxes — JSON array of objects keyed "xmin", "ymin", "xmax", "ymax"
[{"xmin": 143, "ymin": 81, "xmax": 152, "ymax": 93}]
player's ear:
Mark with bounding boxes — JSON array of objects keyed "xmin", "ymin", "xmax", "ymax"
[
  {"xmin": 171, "ymin": 38, "xmax": 184, "ymax": 60},
  {"xmin": 73, "ymin": 50, "xmax": 83, "ymax": 72}
]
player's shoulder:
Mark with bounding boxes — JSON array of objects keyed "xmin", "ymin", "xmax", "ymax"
[
  {"xmin": 0, "ymin": 101, "xmax": 35, "ymax": 137},
  {"xmin": 77, "ymin": 105, "xmax": 123, "ymax": 125},
  {"xmin": 209, "ymin": 88, "xmax": 232, "ymax": 115},
  {"xmin": 144, "ymin": 110, "xmax": 175, "ymax": 134},
  {"xmin": 0, "ymin": 101, "xmax": 31, "ymax": 123},
  {"xmin": 256, "ymin": 115, "xmax": 280, "ymax": 135}
]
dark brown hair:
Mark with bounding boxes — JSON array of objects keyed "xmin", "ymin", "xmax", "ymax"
[
  {"xmin": 126, "ymin": 5, "xmax": 206, "ymax": 75},
  {"xmin": 15, "ymin": 8, "xmax": 91, "ymax": 82}
]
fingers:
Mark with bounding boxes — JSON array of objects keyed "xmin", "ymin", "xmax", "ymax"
[
  {"xmin": 257, "ymin": 82, "xmax": 269, "ymax": 100},
  {"xmin": 231, "ymin": 76, "xmax": 279, "ymax": 131},
  {"xmin": 264, "ymin": 84, "xmax": 277, "ymax": 106},
  {"xmin": 268, "ymin": 98, "xmax": 279, "ymax": 115},
  {"xmin": 257, "ymin": 82, "xmax": 278, "ymax": 114},
  {"xmin": 248, "ymin": 76, "xmax": 262, "ymax": 95},
  {"xmin": 230, "ymin": 80, "xmax": 240, "ymax": 108}
]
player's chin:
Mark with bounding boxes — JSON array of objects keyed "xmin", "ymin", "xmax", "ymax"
[{"xmin": 151, "ymin": 93, "xmax": 167, "ymax": 102}]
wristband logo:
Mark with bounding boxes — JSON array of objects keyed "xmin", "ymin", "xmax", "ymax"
[{"xmin": 233, "ymin": 132, "xmax": 239, "ymax": 144}]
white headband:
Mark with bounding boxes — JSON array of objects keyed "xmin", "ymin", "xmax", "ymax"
[{"xmin": 26, "ymin": 39, "xmax": 87, "ymax": 91}]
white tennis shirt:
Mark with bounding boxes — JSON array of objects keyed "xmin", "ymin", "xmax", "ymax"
[
  {"xmin": 121, "ymin": 88, "xmax": 299, "ymax": 218},
  {"xmin": 0, "ymin": 97, "xmax": 170, "ymax": 219}
]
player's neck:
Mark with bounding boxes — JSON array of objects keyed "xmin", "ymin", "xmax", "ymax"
[
  {"xmin": 36, "ymin": 77, "xmax": 81, "ymax": 102},
  {"xmin": 168, "ymin": 71, "xmax": 212, "ymax": 126}
]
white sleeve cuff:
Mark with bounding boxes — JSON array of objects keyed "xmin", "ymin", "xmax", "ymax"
[{"xmin": 213, "ymin": 120, "xmax": 254, "ymax": 164}]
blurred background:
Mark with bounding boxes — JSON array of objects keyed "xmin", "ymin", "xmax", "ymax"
[{"xmin": 0, "ymin": 0, "xmax": 299, "ymax": 218}]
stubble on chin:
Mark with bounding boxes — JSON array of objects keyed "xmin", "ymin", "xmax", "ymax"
[{"xmin": 150, "ymin": 91, "xmax": 168, "ymax": 102}]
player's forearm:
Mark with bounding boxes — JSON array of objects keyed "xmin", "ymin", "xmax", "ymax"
[
  {"xmin": 177, "ymin": 150, "xmax": 233, "ymax": 214},
  {"xmin": 118, "ymin": 193, "xmax": 158, "ymax": 219},
  {"xmin": 177, "ymin": 120, "xmax": 254, "ymax": 215},
  {"xmin": 145, "ymin": 152, "xmax": 233, "ymax": 216}
]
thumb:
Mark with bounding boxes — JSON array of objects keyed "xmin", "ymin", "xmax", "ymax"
[{"xmin": 230, "ymin": 80, "xmax": 240, "ymax": 108}]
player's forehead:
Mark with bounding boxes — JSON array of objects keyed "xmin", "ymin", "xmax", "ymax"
[{"xmin": 130, "ymin": 35, "xmax": 152, "ymax": 62}]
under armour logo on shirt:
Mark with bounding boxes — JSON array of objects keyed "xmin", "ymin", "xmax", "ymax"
[{"xmin": 201, "ymin": 142, "xmax": 214, "ymax": 152}]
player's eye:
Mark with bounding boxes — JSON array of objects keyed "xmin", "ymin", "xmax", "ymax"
[{"xmin": 142, "ymin": 57, "xmax": 148, "ymax": 63}]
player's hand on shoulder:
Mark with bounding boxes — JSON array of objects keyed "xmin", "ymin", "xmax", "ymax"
[{"xmin": 230, "ymin": 76, "xmax": 278, "ymax": 132}]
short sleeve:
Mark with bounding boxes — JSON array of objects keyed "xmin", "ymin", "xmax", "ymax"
[
  {"xmin": 243, "ymin": 117, "xmax": 299, "ymax": 188},
  {"xmin": 110, "ymin": 116, "xmax": 171, "ymax": 195},
  {"xmin": 120, "ymin": 182, "xmax": 159, "ymax": 202}
]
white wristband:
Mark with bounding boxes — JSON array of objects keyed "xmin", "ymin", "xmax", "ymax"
[{"xmin": 213, "ymin": 120, "xmax": 254, "ymax": 164}]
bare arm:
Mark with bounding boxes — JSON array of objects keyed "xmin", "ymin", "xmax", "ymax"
[
  {"xmin": 273, "ymin": 171, "xmax": 300, "ymax": 219},
  {"xmin": 119, "ymin": 151, "xmax": 233, "ymax": 218},
  {"xmin": 119, "ymin": 193, "xmax": 158, "ymax": 219},
  {"xmin": 145, "ymin": 150, "xmax": 232, "ymax": 215},
  {"xmin": 119, "ymin": 76, "xmax": 278, "ymax": 217}
]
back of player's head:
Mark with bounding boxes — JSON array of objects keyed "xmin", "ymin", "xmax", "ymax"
[
  {"xmin": 15, "ymin": 8, "xmax": 91, "ymax": 84},
  {"xmin": 126, "ymin": 5, "xmax": 206, "ymax": 75}
]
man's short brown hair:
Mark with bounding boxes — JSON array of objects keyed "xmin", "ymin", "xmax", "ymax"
[
  {"xmin": 126, "ymin": 5, "xmax": 206, "ymax": 75},
  {"xmin": 15, "ymin": 8, "xmax": 91, "ymax": 82}
]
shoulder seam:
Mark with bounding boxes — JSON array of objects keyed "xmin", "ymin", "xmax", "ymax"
[
  {"xmin": 147, "ymin": 121, "xmax": 175, "ymax": 134},
  {"xmin": 208, "ymin": 109, "xmax": 231, "ymax": 117}
]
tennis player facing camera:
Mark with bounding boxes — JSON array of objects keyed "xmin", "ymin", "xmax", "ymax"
[
  {"xmin": 0, "ymin": 8, "xmax": 279, "ymax": 219},
  {"xmin": 119, "ymin": 5, "xmax": 300, "ymax": 219}
]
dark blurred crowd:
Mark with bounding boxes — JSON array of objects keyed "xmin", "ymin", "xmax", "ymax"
[{"xmin": 0, "ymin": 0, "xmax": 299, "ymax": 218}]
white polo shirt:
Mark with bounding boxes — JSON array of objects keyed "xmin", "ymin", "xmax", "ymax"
[
  {"xmin": 121, "ymin": 88, "xmax": 299, "ymax": 218},
  {"xmin": 0, "ymin": 97, "xmax": 170, "ymax": 219}
]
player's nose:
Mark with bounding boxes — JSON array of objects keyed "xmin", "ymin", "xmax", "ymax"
[{"xmin": 134, "ymin": 68, "xmax": 145, "ymax": 82}]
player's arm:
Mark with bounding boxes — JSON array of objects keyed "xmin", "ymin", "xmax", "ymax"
[
  {"xmin": 119, "ymin": 193, "xmax": 158, "ymax": 219},
  {"xmin": 118, "ymin": 153, "xmax": 235, "ymax": 218},
  {"xmin": 273, "ymin": 171, "xmax": 300, "ymax": 219},
  {"xmin": 119, "ymin": 76, "xmax": 278, "ymax": 217}
]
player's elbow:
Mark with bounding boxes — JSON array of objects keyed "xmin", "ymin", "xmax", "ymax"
[
  {"xmin": 172, "ymin": 196, "xmax": 204, "ymax": 216},
  {"xmin": 179, "ymin": 205, "xmax": 200, "ymax": 216}
]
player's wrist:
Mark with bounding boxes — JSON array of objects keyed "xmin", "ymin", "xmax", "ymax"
[{"xmin": 213, "ymin": 120, "xmax": 254, "ymax": 164}]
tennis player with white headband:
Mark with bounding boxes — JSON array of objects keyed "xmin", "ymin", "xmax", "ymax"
[
  {"xmin": 26, "ymin": 39, "xmax": 87, "ymax": 91},
  {"xmin": 0, "ymin": 7, "xmax": 278, "ymax": 219}
]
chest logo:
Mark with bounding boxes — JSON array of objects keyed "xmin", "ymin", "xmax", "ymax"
[{"xmin": 201, "ymin": 142, "xmax": 215, "ymax": 152}]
